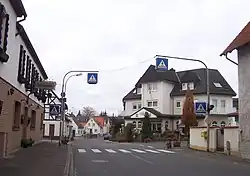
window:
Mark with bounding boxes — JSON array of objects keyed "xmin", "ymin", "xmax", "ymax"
[
  {"xmin": 221, "ymin": 100, "xmax": 226, "ymax": 108},
  {"xmin": 182, "ymin": 83, "xmax": 188, "ymax": 90},
  {"xmin": 30, "ymin": 110, "xmax": 36, "ymax": 130},
  {"xmin": 92, "ymin": 123, "xmax": 95, "ymax": 127},
  {"xmin": 40, "ymin": 113, "xmax": 44, "ymax": 130},
  {"xmin": 176, "ymin": 101, "xmax": 181, "ymax": 108},
  {"xmin": 133, "ymin": 104, "xmax": 137, "ymax": 110},
  {"xmin": 147, "ymin": 83, "xmax": 157, "ymax": 91},
  {"xmin": 138, "ymin": 121, "xmax": 142, "ymax": 128},
  {"xmin": 132, "ymin": 121, "xmax": 136, "ymax": 128},
  {"xmin": 137, "ymin": 88, "xmax": 142, "ymax": 94},
  {"xmin": 221, "ymin": 121, "xmax": 226, "ymax": 127},
  {"xmin": 153, "ymin": 101, "xmax": 158, "ymax": 107},
  {"xmin": 157, "ymin": 123, "xmax": 162, "ymax": 132},
  {"xmin": 188, "ymin": 82, "xmax": 194, "ymax": 90},
  {"xmin": 213, "ymin": 82, "xmax": 222, "ymax": 88},
  {"xmin": 95, "ymin": 129, "xmax": 97, "ymax": 132},
  {"xmin": 13, "ymin": 101, "xmax": 21, "ymax": 130},
  {"xmin": 138, "ymin": 104, "xmax": 142, "ymax": 109},
  {"xmin": 0, "ymin": 100, "xmax": 3, "ymax": 115},
  {"xmin": 165, "ymin": 121, "xmax": 168, "ymax": 130},
  {"xmin": 0, "ymin": 4, "xmax": 9, "ymax": 53},
  {"xmin": 88, "ymin": 123, "xmax": 90, "ymax": 126},
  {"xmin": 147, "ymin": 100, "xmax": 158, "ymax": 107},
  {"xmin": 147, "ymin": 101, "xmax": 152, "ymax": 107},
  {"xmin": 212, "ymin": 99, "xmax": 217, "ymax": 107},
  {"xmin": 211, "ymin": 121, "xmax": 218, "ymax": 126}
]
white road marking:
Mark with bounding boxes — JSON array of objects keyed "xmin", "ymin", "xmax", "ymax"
[
  {"xmin": 148, "ymin": 146, "xmax": 154, "ymax": 148},
  {"xmin": 157, "ymin": 149, "xmax": 175, "ymax": 154},
  {"xmin": 145, "ymin": 149, "xmax": 160, "ymax": 153},
  {"xmin": 78, "ymin": 149, "xmax": 86, "ymax": 153},
  {"xmin": 91, "ymin": 149, "xmax": 102, "ymax": 153},
  {"xmin": 118, "ymin": 149, "xmax": 132, "ymax": 153},
  {"xmin": 131, "ymin": 149, "xmax": 146, "ymax": 153},
  {"xmin": 105, "ymin": 149, "xmax": 117, "ymax": 153},
  {"xmin": 140, "ymin": 144, "xmax": 144, "ymax": 147},
  {"xmin": 92, "ymin": 160, "xmax": 108, "ymax": 163}
]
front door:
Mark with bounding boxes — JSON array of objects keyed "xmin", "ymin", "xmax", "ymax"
[{"xmin": 90, "ymin": 129, "xmax": 93, "ymax": 134}]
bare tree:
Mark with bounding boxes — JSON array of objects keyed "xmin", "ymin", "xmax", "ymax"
[{"xmin": 82, "ymin": 106, "xmax": 97, "ymax": 119}]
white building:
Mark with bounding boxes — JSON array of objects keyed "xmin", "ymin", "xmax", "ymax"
[
  {"xmin": 220, "ymin": 21, "xmax": 250, "ymax": 159},
  {"xmin": 84, "ymin": 117, "xmax": 103, "ymax": 135},
  {"xmin": 0, "ymin": 0, "xmax": 49, "ymax": 157},
  {"xmin": 122, "ymin": 65, "xmax": 237, "ymax": 132}
]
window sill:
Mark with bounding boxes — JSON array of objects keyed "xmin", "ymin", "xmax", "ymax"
[{"xmin": 12, "ymin": 126, "xmax": 20, "ymax": 131}]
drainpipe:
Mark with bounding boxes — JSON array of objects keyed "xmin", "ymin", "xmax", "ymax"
[
  {"xmin": 225, "ymin": 54, "xmax": 238, "ymax": 66},
  {"xmin": 17, "ymin": 15, "xmax": 27, "ymax": 23}
]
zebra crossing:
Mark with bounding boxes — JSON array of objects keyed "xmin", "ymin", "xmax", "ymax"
[{"xmin": 77, "ymin": 148, "xmax": 175, "ymax": 154}]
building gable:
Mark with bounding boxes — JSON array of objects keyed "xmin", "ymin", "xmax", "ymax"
[{"xmin": 130, "ymin": 108, "xmax": 159, "ymax": 119}]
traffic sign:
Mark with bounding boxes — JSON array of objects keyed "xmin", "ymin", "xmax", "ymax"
[
  {"xmin": 156, "ymin": 57, "xmax": 168, "ymax": 71},
  {"xmin": 195, "ymin": 102, "xmax": 207, "ymax": 113},
  {"xmin": 49, "ymin": 104, "xmax": 61, "ymax": 115},
  {"xmin": 87, "ymin": 73, "xmax": 98, "ymax": 84}
]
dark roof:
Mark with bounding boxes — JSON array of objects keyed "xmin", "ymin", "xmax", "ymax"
[
  {"xmin": 9, "ymin": 0, "xmax": 27, "ymax": 17},
  {"xmin": 170, "ymin": 68, "xmax": 236, "ymax": 96},
  {"xmin": 123, "ymin": 87, "xmax": 141, "ymax": 101},
  {"xmin": 220, "ymin": 21, "xmax": 250, "ymax": 56},
  {"xmin": 135, "ymin": 65, "xmax": 180, "ymax": 86},
  {"xmin": 16, "ymin": 23, "xmax": 48, "ymax": 79}
]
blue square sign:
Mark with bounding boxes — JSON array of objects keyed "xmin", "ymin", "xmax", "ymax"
[
  {"xmin": 195, "ymin": 102, "xmax": 207, "ymax": 113},
  {"xmin": 87, "ymin": 73, "xmax": 98, "ymax": 84},
  {"xmin": 156, "ymin": 57, "xmax": 168, "ymax": 71}
]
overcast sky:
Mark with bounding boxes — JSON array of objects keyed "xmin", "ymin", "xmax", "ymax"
[{"xmin": 21, "ymin": 0, "xmax": 249, "ymax": 115}]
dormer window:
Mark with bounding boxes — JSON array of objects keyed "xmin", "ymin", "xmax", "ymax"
[
  {"xmin": 213, "ymin": 82, "xmax": 222, "ymax": 88},
  {"xmin": 182, "ymin": 83, "xmax": 188, "ymax": 90},
  {"xmin": 137, "ymin": 88, "xmax": 142, "ymax": 94},
  {"xmin": 182, "ymin": 82, "xmax": 194, "ymax": 90},
  {"xmin": 148, "ymin": 83, "xmax": 157, "ymax": 91}
]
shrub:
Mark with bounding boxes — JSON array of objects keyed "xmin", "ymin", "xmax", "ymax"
[{"xmin": 142, "ymin": 112, "xmax": 153, "ymax": 140}]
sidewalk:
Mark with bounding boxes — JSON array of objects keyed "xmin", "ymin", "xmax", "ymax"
[{"xmin": 0, "ymin": 141, "xmax": 69, "ymax": 176}]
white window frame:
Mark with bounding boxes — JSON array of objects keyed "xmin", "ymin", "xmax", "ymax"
[
  {"xmin": 182, "ymin": 83, "xmax": 188, "ymax": 90},
  {"xmin": 213, "ymin": 82, "xmax": 222, "ymax": 88},
  {"xmin": 188, "ymin": 82, "xmax": 194, "ymax": 90},
  {"xmin": 138, "ymin": 103, "xmax": 142, "ymax": 109},
  {"xmin": 147, "ymin": 83, "xmax": 157, "ymax": 92},
  {"xmin": 221, "ymin": 100, "xmax": 226, "ymax": 108},
  {"xmin": 176, "ymin": 101, "xmax": 181, "ymax": 108},
  {"xmin": 147, "ymin": 100, "xmax": 158, "ymax": 107},
  {"xmin": 137, "ymin": 88, "xmax": 142, "ymax": 94},
  {"xmin": 132, "ymin": 103, "xmax": 137, "ymax": 110}
]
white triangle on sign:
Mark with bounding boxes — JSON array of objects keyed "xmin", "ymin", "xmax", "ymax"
[
  {"xmin": 158, "ymin": 60, "xmax": 167, "ymax": 69},
  {"xmin": 197, "ymin": 104, "xmax": 205, "ymax": 112},
  {"xmin": 89, "ymin": 75, "xmax": 96, "ymax": 83},
  {"xmin": 50, "ymin": 106, "xmax": 58, "ymax": 114}
]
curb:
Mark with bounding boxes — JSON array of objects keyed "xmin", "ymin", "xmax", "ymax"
[{"xmin": 64, "ymin": 144, "xmax": 74, "ymax": 176}]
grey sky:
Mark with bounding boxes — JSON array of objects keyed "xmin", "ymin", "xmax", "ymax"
[{"xmin": 21, "ymin": 0, "xmax": 249, "ymax": 115}]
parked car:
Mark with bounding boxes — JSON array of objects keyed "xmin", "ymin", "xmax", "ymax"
[{"xmin": 103, "ymin": 133, "xmax": 111, "ymax": 140}]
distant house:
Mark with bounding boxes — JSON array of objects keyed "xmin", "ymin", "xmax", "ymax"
[{"xmin": 121, "ymin": 64, "xmax": 237, "ymax": 133}]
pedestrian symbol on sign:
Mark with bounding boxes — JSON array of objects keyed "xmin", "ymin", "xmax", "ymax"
[
  {"xmin": 87, "ymin": 73, "xmax": 98, "ymax": 84},
  {"xmin": 197, "ymin": 104, "xmax": 205, "ymax": 112},
  {"xmin": 88, "ymin": 75, "xmax": 96, "ymax": 83},
  {"xmin": 158, "ymin": 60, "xmax": 167, "ymax": 69}
]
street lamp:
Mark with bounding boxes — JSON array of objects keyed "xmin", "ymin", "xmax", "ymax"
[
  {"xmin": 64, "ymin": 73, "xmax": 83, "ymax": 93},
  {"xmin": 59, "ymin": 70, "xmax": 98, "ymax": 146},
  {"xmin": 154, "ymin": 55, "xmax": 211, "ymax": 152}
]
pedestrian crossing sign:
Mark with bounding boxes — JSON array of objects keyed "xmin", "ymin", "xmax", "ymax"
[
  {"xmin": 156, "ymin": 57, "xmax": 168, "ymax": 71},
  {"xmin": 195, "ymin": 102, "xmax": 207, "ymax": 113},
  {"xmin": 49, "ymin": 104, "xmax": 61, "ymax": 115},
  {"xmin": 87, "ymin": 73, "xmax": 98, "ymax": 84}
]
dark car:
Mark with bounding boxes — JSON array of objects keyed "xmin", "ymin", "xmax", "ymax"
[{"xmin": 103, "ymin": 133, "xmax": 111, "ymax": 140}]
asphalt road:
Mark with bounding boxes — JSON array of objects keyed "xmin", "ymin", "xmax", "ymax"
[{"xmin": 73, "ymin": 137, "xmax": 250, "ymax": 176}]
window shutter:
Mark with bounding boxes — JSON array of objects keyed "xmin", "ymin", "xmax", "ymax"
[
  {"xmin": 17, "ymin": 45, "xmax": 23, "ymax": 83},
  {"xmin": 3, "ymin": 14, "xmax": 9, "ymax": 52},
  {"xmin": 0, "ymin": 4, "xmax": 4, "ymax": 45}
]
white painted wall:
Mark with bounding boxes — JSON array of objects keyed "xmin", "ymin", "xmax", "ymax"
[
  {"xmin": 85, "ymin": 118, "xmax": 102, "ymax": 135},
  {"xmin": 0, "ymin": 0, "xmax": 46, "ymax": 106},
  {"xmin": 130, "ymin": 108, "xmax": 157, "ymax": 118},
  {"xmin": 43, "ymin": 121, "xmax": 60, "ymax": 137},
  {"xmin": 173, "ymin": 95, "xmax": 235, "ymax": 115},
  {"xmin": 124, "ymin": 99, "xmax": 142, "ymax": 116},
  {"xmin": 68, "ymin": 117, "xmax": 79, "ymax": 136}
]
